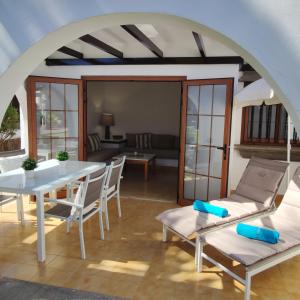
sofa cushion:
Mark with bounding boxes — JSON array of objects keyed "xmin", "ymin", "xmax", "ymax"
[
  {"xmin": 126, "ymin": 133, "xmax": 136, "ymax": 147},
  {"xmin": 151, "ymin": 134, "xmax": 175, "ymax": 149}
]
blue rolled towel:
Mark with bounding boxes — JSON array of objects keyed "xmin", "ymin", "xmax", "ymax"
[
  {"xmin": 193, "ymin": 200, "xmax": 229, "ymax": 218},
  {"xmin": 236, "ymin": 223, "xmax": 280, "ymax": 244}
]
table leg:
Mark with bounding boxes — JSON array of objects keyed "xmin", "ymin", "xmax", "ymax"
[
  {"xmin": 36, "ymin": 192, "xmax": 46, "ymax": 262},
  {"xmin": 144, "ymin": 162, "xmax": 149, "ymax": 181}
]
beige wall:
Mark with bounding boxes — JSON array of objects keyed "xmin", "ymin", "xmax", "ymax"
[{"xmin": 87, "ymin": 81, "xmax": 181, "ymax": 138}]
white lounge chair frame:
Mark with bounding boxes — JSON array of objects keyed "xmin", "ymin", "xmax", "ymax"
[{"xmin": 161, "ymin": 158, "xmax": 288, "ymax": 271}]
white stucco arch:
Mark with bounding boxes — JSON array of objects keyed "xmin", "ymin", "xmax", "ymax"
[{"xmin": 1, "ymin": 1, "xmax": 300, "ymax": 131}]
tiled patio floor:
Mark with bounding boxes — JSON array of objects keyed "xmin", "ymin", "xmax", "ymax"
[{"xmin": 0, "ymin": 197, "xmax": 298, "ymax": 300}]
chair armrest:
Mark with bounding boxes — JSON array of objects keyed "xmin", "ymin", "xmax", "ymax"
[{"xmin": 47, "ymin": 198, "xmax": 83, "ymax": 209}]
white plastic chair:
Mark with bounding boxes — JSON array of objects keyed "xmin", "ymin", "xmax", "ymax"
[
  {"xmin": 45, "ymin": 167, "xmax": 108, "ymax": 259},
  {"xmin": 103, "ymin": 156, "xmax": 125, "ymax": 230}
]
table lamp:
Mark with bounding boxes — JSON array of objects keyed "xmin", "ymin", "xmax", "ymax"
[{"xmin": 100, "ymin": 113, "xmax": 114, "ymax": 139}]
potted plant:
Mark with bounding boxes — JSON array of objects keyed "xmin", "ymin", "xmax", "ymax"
[
  {"xmin": 56, "ymin": 151, "xmax": 69, "ymax": 170},
  {"xmin": 22, "ymin": 158, "xmax": 37, "ymax": 178}
]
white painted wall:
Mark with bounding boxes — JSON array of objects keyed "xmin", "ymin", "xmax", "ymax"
[{"xmin": 86, "ymin": 81, "xmax": 181, "ymax": 138}]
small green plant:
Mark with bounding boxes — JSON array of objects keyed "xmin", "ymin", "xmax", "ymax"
[
  {"xmin": 22, "ymin": 158, "xmax": 37, "ymax": 171},
  {"xmin": 56, "ymin": 151, "xmax": 69, "ymax": 161}
]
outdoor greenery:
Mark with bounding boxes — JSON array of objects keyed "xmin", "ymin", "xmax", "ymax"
[
  {"xmin": 0, "ymin": 104, "xmax": 19, "ymax": 151},
  {"xmin": 22, "ymin": 158, "xmax": 37, "ymax": 171},
  {"xmin": 56, "ymin": 151, "xmax": 69, "ymax": 161}
]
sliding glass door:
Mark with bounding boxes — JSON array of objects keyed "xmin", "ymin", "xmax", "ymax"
[
  {"xmin": 27, "ymin": 76, "xmax": 84, "ymax": 161},
  {"xmin": 179, "ymin": 79, "xmax": 233, "ymax": 205}
]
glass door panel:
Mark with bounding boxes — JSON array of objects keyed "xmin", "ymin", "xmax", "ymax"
[
  {"xmin": 27, "ymin": 76, "xmax": 83, "ymax": 161},
  {"xmin": 179, "ymin": 79, "xmax": 233, "ymax": 205}
]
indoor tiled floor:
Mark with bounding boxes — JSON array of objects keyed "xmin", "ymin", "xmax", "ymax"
[{"xmin": 0, "ymin": 196, "xmax": 298, "ymax": 300}]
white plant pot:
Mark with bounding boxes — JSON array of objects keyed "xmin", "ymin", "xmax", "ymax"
[{"xmin": 25, "ymin": 170, "xmax": 35, "ymax": 179}]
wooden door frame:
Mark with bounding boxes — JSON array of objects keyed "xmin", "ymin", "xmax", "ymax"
[
  {"xmin": 26, "ymin": 75, "xmax": 84, "ymax": 160},
  {"xmin": 178, "ymin": 78, "xmax": 234, "ymax": 206},
  {"xmin": 81, "ymin": 75, "xmax": 187, "ymax": 162}
]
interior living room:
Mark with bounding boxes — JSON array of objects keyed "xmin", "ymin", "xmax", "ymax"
[{"xmin": 86, "ymin": 79, "xmax": 181, "ymax": 202}]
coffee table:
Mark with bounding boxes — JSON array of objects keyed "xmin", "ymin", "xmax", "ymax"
[{"xmin": 114, "ymin": 153, "xmax": 156, "ymax": 181}]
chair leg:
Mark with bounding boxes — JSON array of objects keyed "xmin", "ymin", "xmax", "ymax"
[
  {"xmin": 99, "ymin": 210, "xmax": 105, "ymax": 240},
  {"xmin": 117, "ymin": 191, "xmax": 121, "ymax": 218},
  {"xmin": 244, "ymin": 272, "xmax": 252, "ymax": 300},
  {"xmin": 66, "ymin": 220, "xmax": 71, "ymax": 233},
  {"xmin": 78, "ymin": 221, "xmax": 86, "ymax": 259},
  {"xmin": 195, "ymin": 235, "xmax": 203, "ymax": 273},
  {"xmin": 162, "ymin": 224, "xmax": 168, "ymax": 242},
  {"xmin": 105, "ymin": 199, "xmax": 110, "ymax": 231}
]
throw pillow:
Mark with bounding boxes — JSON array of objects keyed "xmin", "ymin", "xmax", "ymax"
[
  {"xmin": 87, "ymin": 133, "xmax": 101, "ymax": 152},
  {"xmin": 126, "ymin": 133, "xmax": 136, "ymax": 147},
  {"xmin": 136, "ymin": 133, "xmax": 152, "ymax": 149}
]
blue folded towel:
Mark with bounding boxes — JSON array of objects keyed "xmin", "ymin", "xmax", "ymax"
[
  {"xmin": 236, "ymin": 223, "xmax": 280, "ymax": 244},
  {"xmin": 193, "ymin": 200, "xmax": 229, "ymax": 218}
]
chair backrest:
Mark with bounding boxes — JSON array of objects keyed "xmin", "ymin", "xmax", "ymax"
[
  {"xmin": 231, "ymin": 157, "xmax": 288, "ymax": 207},
  {"xmin": 73, "ymin": 167, "xmax": 108, "ymax": 216},
  {"xmin": 276, "ymin": 166, "xmax": 300, "ymax": 220},
  {"xmin": 105, "ymin": 156, "xmax": 125, "ymax": 195}
]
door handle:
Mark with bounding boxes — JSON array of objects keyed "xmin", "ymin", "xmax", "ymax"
[{"xmin": 217, "ymin": 144, "xmax": 227, "ymax": 160}]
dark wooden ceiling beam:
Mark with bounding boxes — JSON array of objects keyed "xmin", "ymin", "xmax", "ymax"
[
  {"xmin": 79, "ymin": 34, "xmax": 123, "ymax": 58},
  {"xmin": 45, "ymin": 56, "xmax": 244, "ymax": 66},
  {"xmin": 192, "ymin": 32, "xmax": 206, "ymax": 57},
  {"xmin": 121, "ymin": 25, "xmax": 163, "ymax": 58},
  {"xmin": 58, "ymin": 46, "xmax": 83, "ymax": 59},
  {"xmin": 240, "ymin": 63, "xmax": 255, "ymax": 72}
]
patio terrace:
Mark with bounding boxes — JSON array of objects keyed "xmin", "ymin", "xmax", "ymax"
[{"xmin": 0, "ymin": 196, "xmax": 297, "ymax": 300}]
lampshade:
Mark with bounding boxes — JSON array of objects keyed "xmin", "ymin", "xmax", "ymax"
[{"xmin": 100, "ymin": 113, "xmax": 115, "ymax": 126}]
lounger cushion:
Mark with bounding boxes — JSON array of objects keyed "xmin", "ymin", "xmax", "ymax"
[
  {"xmin": 235, "ymin": 165, "xmax": 283, "ymax": 205},
  {"xmin": 156, "ymin": 199, "xmax": 266, "ymax": 238},
  {"xmin": 204, "ymin": 215, "xmax": 300, "ymax": 266}
]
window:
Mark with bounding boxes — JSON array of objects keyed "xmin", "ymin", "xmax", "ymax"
[{"xmin": 241, "ymin": 103, "xmax": 299, "ymax": 145}]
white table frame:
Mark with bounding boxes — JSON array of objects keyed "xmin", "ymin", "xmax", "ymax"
[{"xmin": 0, "ymin": 159, "xmax": 105, "ymax": 262}]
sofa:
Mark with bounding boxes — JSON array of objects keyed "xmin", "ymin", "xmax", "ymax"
[{"xmin": 123, "ymin": 133, "xmax": 179, "ymax": 159}]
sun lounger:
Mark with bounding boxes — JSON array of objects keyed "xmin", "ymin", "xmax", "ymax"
[
  {"xmin": 202, "ymin": 166, "xmax": 300, "ymax": 300},
  {"xmin": 156, "ymin": 157, "xmax": 288, "ymax": 266}
]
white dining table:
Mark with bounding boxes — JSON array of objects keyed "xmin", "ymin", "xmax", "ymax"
[{"xmin": 0, "ymin": 159, "xmax": 106, "ymax": 262}]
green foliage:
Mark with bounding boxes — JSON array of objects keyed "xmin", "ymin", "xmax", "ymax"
[
  {"xmin": 22, "ymin": 158, "xmax": 37, "ymax": 171},
  {"xmin": 0, "ymin": 105, "xmax": 19, "ymax": 143},
  {"xmin": 56, "ymin": 151, "xmax": 69, "ymax": 161}
]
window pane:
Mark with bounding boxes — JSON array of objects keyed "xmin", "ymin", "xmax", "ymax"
[
  {"xmin": 195, "ymin": 175, "xmax": 208, "ymax": 201},
  {"xmin": 213, "ymin": 85, "xmax": 226, "ymax": 115},
  {"xmin": 208, "ymin": 177, "xmax": 221, "ymax": 200},
  {"xmin": 37, "ymin": 139, "xmax": 51, "ymax": 161},
  {"xmin": 36, "ymin": 82, "xmax": 50, "ymax": 110},
  {"xmin": 186, "ymin": 115, "xmax": 198, "ymax": 144},
  {"xmin": 196, "ymin": 146, "xmax": 209, "ymax": 175},
  {"xmin": 184, "ymin": 172, "xmax": 195, "ymax": 200},
  {"xmin": 187, "ymin": 86, "xmax": 199, "ymax": 114},
  {"xmin": 199, "ymin": 85, "xmax": 213, "ymax": 115},
  {"xmin": 210, "ymin": 147, "xmax": 223, "ymax": 178},
  {"xmin": 51, "ymin": 83, "xmax": 65, "ymax": 110},
  {"xmin": 185, "ymin": 145, "xmax": 196, "ymax": 173},
  {"xmin": 51, "ymin": 111, "xmax": 66, "ymax": 138},
  {"xmin": 279, "ymin": 105, "xmax": 287, "ymax": 140},
  {"xmin": 198, "ymin": 116, "xmax": 211, "ymax": 145},
  {"xmin": 211, "ymin": 116, "xmax": 224, "ymax": 147},
  {"xmin": 66, "ymin": 139, "xmax": 78, "ymax": 160},
  {"xmin": 37, "ymin": 110, "xmax": 51, "ymax": 138},
  {"xmin": 65, "ymin": 84, "xmax": 78, "ymax": 111},
  {"xmin": 252, "ymin": 106, "xmax": 260, "ymax": 138},
  {"xmin": 66, "ymin": 111, "xmax": 78, "ymax": 137}
]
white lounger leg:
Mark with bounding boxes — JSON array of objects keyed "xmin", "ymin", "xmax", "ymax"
[
  {"xmin": 162, "ymin": 224, "xmax": 168, "ymax": 242},
  {"xmin": 245, "ymin": 272, "xmax": 252, "ymax": 300},
  {"xmin": 195, "ymin": 235, "xmax": 203, "ymax": 272}
]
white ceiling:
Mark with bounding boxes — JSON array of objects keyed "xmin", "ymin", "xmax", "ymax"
[{"xmin": 49, "ymin": 23, "xmax": 238, "ymax": 59}]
